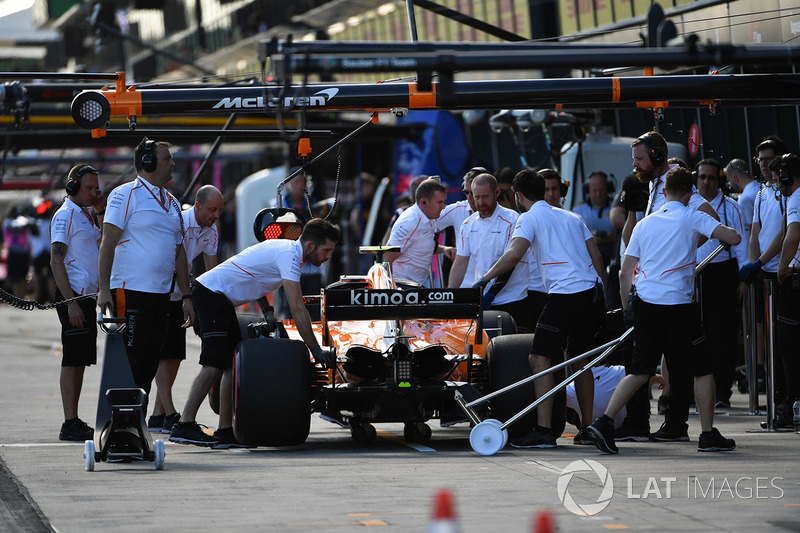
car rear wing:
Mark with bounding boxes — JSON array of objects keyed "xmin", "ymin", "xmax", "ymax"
[{"xmin": 322, "ymin": 287, "xmax": 484, "ymax": 344}]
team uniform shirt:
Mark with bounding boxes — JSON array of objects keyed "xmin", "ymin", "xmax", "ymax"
[
  {"xmin": 738, "ymin": 180, "xmax": 760, "ymax": 229},
  {"xmin": 752, "ymin": 185, "xmax": 786, "ymax": 273},
  {"xmin": 626, "ymin": 201, "xmax": 721, "ymax": 305},
  {"xmin": 437, "ymin": 200, "xmax": 474, "ymax": 287},
  {"xmin": 786, "ymin": 191, "xmax": 800, "ymax": 268},
  {"xmin": 696, "ymin": 190, "xmax": 748, "ymax": 268},
  {"xmin": 104, "ymin": 177, "xmax": 183, "ymax": 293},
  {"xmin": 646, "ymin": 165, "xmax": 707, "ymax": 215},
  {"xmin": 50, "ymin": 197, "xmax": 101, "ymax": 295},
  {"xmin": 169, "ymin": 207, "xmax": 219, "ymax": 301},
  {"xmin": 197, "ymin": 239, "xmax": 303, "ymax": 306},
  {"xmin": 457, "ymin": 205, "xmax": 528, "ymax": 305},
  {"xmin": 527, "ymin": 253, "xmax": 546, "ymax": 293},
  {"xmin": 386, "ymin": 203, "xmax": 437, "ymax": 285},
  {"xmin": 572, "ymin": 203, "xmax": 614, "ymax": 235},
  {"xmin": 512, "ymin": 200, "xmax": 600, "ymax": 295}
]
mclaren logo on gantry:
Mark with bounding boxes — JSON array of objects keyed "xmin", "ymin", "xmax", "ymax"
[{"xmin": 212, "ymin": 88, "xmax": 339, "ymax": 109}]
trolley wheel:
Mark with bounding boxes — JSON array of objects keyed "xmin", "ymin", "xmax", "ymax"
[
  {"xmin": 484, "ymin": 418, "xmax": 508, "ymax": 448},
  {"xmin": 481, "ymin": 310, "xmax": 517, "ymax": 339},
  {"xmin": 233, "ymin": 338, "xmax": 312, "ymax": 447},
  {"xmin": 350, "ymin": 423, "xmax": 377, "ymax": 444},
  {"xmin": 84, "ymin": 440, "xmax": 95, "ymax": 472},
  {"xmin": 403, "ymin": 422, "xmax": 432, "ymax": 443},
  {"xmin": 470, "ymin": 420, "xmax": 506, "ymax": 456},
  {"xmin": 154, "ymin": 439, "xmax": 165, "ymax": 470},
  {"xmin": 486, "ymin": 334, "xmax": 566, "ymax": 439}
]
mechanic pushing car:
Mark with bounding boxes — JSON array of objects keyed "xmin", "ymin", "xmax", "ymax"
[{"xmin": 170, "ymin": 218, "xmax": 339, "ymax": 448}]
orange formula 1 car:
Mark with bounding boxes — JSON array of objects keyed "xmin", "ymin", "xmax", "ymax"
[{"xmin": 229, "ymin": 208, "xmax": 528, "ymax": 447}]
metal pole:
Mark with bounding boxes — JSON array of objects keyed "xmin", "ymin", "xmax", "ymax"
[
  {"xmin": 746, "ymin": 283, "xmax": 760, "ymax": 414},
  {"xmin": 405, "ymin": 0, "xmax": 419, "ymax": 42},
  {"xmin": 764, "ymin": 278, "xmax": 776, "ymax": 430}
]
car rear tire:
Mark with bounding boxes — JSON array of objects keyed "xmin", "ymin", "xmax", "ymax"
[
  {"xmin": 233, "ymin": 338, "xmax": 312, "ymax": 447},
  {"xmin": 482, "ymin": 310, "xmax": 516, "ymax": 339},
  {"xmin": 486, "ymin": 334, "xmax": 566, "ymax": 439}
]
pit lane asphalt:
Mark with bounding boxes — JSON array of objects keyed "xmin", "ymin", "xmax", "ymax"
[{"xmin": 0, "ymin": 306, "xmax": 798, "ymax": 532}]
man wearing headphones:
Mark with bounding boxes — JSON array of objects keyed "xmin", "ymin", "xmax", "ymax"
[
  {"xmin": 572, "ymin": 171, "xmax": 616, "ymax": 266},
  {"xmin": 149, "ymin": 185, "xmax": 223, "ymax": 434},
  {"xmin": 50, "ymin": 164, "xmax": 103, "ymax": 440},
  {"xmin": 739, "ymin": 137, "xmax": 789, "ymax": 422},
  {"xmin": 695, "ymin": 158, "xmax": 748, "ymax": 408},
  {"xmin": 774, "ymin": 154, "xmax": 800, "ymax": 422},
  {"xmin": 437, "ymin": 167, "xmax": 479, "ymax": 288},
  {"xmin": 623, "ymin": 131, "xmax": 719, "ymax": 443},
  {"xmin": 540, "ymin": 169, "xmax": 568, "ymax": 208},
  {"xmin": 726, "ymin": 158, "xmax": 759, "ymax": 239},
  {"xmin": 98, "ymin": 138, "xmax": 195, "ymax": 398}
]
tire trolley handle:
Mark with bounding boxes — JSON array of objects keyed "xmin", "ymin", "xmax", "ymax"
[{"xmin": 97, "ymin": 303, "xmax": 126, "ymax": 334}]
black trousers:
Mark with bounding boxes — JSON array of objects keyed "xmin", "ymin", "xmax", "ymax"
[
  {"xmin": 697, "ymin": 260, "xmax": 740, "ymax": 402},
  {"xmin": 777, "ymin": 272, "xmax": 800, "ymax": 406}
]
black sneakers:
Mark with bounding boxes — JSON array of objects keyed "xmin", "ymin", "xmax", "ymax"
[
  {"xmin": 614, "ymin": 422, "xmax": 650, "ymax": 442},
  {"xmin": 572, "ymin": 427, "xmax": 594, "ymax": 445},
  {"xmin": 697, "ymin": 428, "xmax": 736, "ymax": 452},
  {"xmin": 587, "ymin": 416, "xmax": 618, "ymax": 454},
  {"xmin": 162, "ymin": 412, "xmax": 181, "ymax": 434},
  {"xmin": 650, "ymin": 422, "xmax": 689, "ymax": 442},
  {"xmin": 59, "ymin": 418, "xmax": 94, "ymax": 441},
  {"xmin": 211, "ymin": 427, "xmax": 253, "ymax": 449},
  {"xmin": 169, "ymin": 421, "xmax": 218, "ymax": 447},
  {"xmin": 147, "ymin": 414, "xmax": 165, "ymax": 432},
  {"xmin": 509, "ymin": 427, "xmax": 558, "ymax": 448}
]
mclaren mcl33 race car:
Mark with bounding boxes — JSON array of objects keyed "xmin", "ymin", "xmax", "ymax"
[{"xmin": 228, "ymin": 208, "xmax": 567, "ymax": 448}]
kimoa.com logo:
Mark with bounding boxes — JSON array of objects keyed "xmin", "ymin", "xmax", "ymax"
[{"xmin": 557, "ymin": 459, "xmax": 614, "ymax": 516}]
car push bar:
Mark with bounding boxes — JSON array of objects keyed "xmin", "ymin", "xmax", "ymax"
[{"xmin": 457, "ymin": 244, "xmax": 726, "ymax": 456}]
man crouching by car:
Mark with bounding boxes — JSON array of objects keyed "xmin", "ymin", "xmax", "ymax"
[{"xmin": 170, "ymin": 218, "xmax": 339, "ymax": 448}]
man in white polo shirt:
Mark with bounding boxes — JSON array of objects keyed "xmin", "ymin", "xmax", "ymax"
[
  {"xmin": 98, "ymin": 138, "xmax": 195, "ymax": 397},
  {"xmin": 477, "ymin": 169, "xmax": 606, "ymax": 448},
  {"xmin": 694, "ymin": 158, "xmax": 748, "ymax": 408},
  {"xmin": 773, "ymin": 154, "xmax": 800, "ymax": 426},
  {"xmin": 51, "ymin": 164, "xmax": 103, "ymax": 441},
  {"xmin": 726, "ymin": 158, "xmax": 759, "ymax": 238},
  {"xmin": 448, "ymin": 173, "xmax": 530, "ymax": 328},
  {"xmin": 149, "ymin": 185, "xmax": 223, "ymax": 434},
  {"xmin": 588, "ymin": 167, "xmax": 740, "ymax": 454},
  {"xmin": 385, "ymin": 178, "xmax": 453, "ymax": 286},
  {"xmin": 437, "ymin": 168, "xmax": 480, "ymax": 287},
  {"xmin": 170, "ymin": 218, "xmax": 339, "ymax": 447}
]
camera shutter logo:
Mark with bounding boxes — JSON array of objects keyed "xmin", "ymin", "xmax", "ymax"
[{"xmin": 557, "ymin": 459, "xmax": 614, "ymax": 516}]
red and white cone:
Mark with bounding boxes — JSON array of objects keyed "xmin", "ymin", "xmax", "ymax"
[
  {"xmin": 532, "ymin": 510, "xmax": 555, "ymax": 533},
  {"xmin": 427, "ymin": 488, "xmax": 460, "ymax": 533}
]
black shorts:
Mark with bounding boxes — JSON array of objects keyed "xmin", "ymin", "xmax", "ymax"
[
  {"xmin": 113, "ymin": 289, "xmax": 169, "ymax": 394},
  {"xmin": 490, "ymin": 297, "xmax": 530, "ymax": 333},
  {"xmin": 55, "ymin": 288, "xmax": 97, "ymax": 367},
  {"xmin": 526, "ymin": 290, "xmax": 547, "ymax": 331},
  {"xmin": 194, "ymin": 282, "xmax": 242, "ymax": 370},
  {"xmin": 629, "ymin": 297, "xmax": 712, "ymax": 377},
  {"xmin": 160, "ymin": 299, "xmax": 187, "ymax": 360},
  {"xmin": 531, "ymin": 287, "xmax": 603, "ymax": 361}
]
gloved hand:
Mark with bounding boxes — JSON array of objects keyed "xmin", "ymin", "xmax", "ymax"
[
  {"xmin": 739, "ymin": 259, "xmax": 763, "ymax": 284},
  {"xmin": 482, "ymin": 291, "xmax": 496, "ymax": 310},
  {"xmin": 471, "ymin": 276, "xmax": 489, "ymax": 290},
  {"xmin": 311, "ymin": 346, "xmax": 336, "ymax": 369}
]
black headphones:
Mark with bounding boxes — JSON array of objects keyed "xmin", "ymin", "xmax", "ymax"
[
  {"xmin": 777, "ymin": 153, "xmax": 798, "ymax": 186},
  {"xmin": 638, "ymin": 133, "xmax": 666, "ymax": 167},
  {"xmin": 66, "ymin": 165, "xmax": 98, "ymax": 196},
  {"xmin": 694, "ymin": 160, "xmax": 726, "ymax": 191},
  {"xmin": 140, "ymin": 140, "xmax": 157, "ymax": 173},
  {"xmin": 582, "ymin": 172, "xmax": 616, "ymax": 203}
]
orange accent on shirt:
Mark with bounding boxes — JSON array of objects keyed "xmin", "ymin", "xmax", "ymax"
[{"xmin": 230, "ymin": 261, "xmax": 255, "ymax": 277}]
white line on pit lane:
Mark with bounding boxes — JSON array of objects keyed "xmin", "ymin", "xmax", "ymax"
[{"xmin": 526, "ymin": 459, "xmax": 564, "ymax": 475}]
